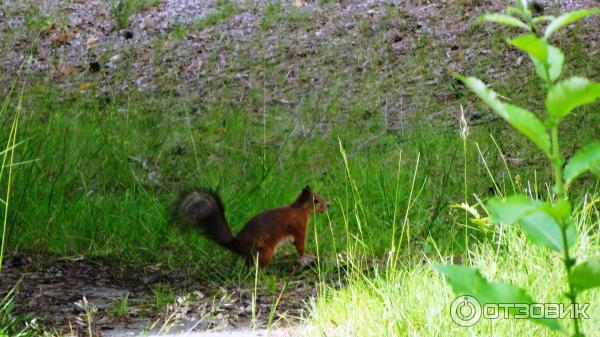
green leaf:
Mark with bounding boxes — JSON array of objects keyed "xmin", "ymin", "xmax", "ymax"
[
  {"xmin": 459, "ymin": 76, "xmax": 505, "ymax": 115},
  {"xmin": 502, "ymin": 104, "xmax": 551, "ymax": 156},
  {"xmin": 532, "ymin": 58, "xmax": 547, "ymax": 82},
  {"xmin": 540, "ymin": 199, "xmax": 571, "ymax": 220},
  {"xmin": 564, "ymin": 142, "xmax": 600, "ymax": 186},
  {"xmin": 516, "ymin": 0, "xmax": 532, "ymax": 18},
  {"xmin": 432, "ymin": 264, "xmax": 530, "ymax": 305},
  {"xmin": 432, "ymin": 264, "xmax": 562, "ymax": 331},
  {"xmin": 571, "ymin": 258, "xmax": 600, "ymax": 291},
  {"xmin": 487, "ymin": 196, "xmax": 574, "ymax": 252},
  {"xmin": 507, "ymin": 34, "xmax": 563, "ymax": 82},
  {"xmin": 487, "ymin": 195, "xmax": 539, "ymax": 224},
  {"xmin": 459, "ymin": 77, "xmax": 551, "ymax": 156},
  {"xmin": 431, "ymin": 264, "xmax": 487, "ymax": 294},
  {"xmin": 479, "ymin": 13, "xmax": 531, "ymax": 31},
  {"xmin": 508, "ymin": 34, "xmax": 548, "ymax": 63},
  {"xmin": 518, "ymin": 211, "xmax": 566, "ymax": 252},
  {"xmin": 546, "ymin": 77, "xmax": 600, "ymax": 119},
  {"xmin": 544, "ymin": 9, "xmax": 600, "ymax": 39},
  {"xmin": 530, "ymin": 44, "xmax": 564, "ymax": 82},
  {"xmin": 506, "ymin": 6, "xmax": 527, "ymax": 19},
  {"xmin": 546, "ymin": 45, "xmax": 564, "ymax": 82},
  {"xmin": 532, "ymin": 15, "xmax": 556, "ymax": 24}
]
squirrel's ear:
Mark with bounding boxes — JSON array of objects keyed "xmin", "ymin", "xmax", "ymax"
[
  {"xmin": 304, "ymin": 185, "xmax": 312, "ymax": 192},
  {"xmin": 298, "ymin": 186, "xmax": 312, "ymax": 202}
]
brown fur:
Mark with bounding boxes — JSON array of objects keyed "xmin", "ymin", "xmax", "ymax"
[{"xmin": 173, "ymin": 185, "xmax": 328, "ymax": 268}]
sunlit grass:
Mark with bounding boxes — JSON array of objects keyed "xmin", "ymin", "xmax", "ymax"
[
  {"xmin": 306, "ymin": 186, "xmax": 600, "ymax": 336},
  {"xmin": 304, "ymin": 127, "xmax": 600, "ymax": 336}
]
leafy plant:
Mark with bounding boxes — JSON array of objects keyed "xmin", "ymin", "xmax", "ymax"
[
  {"xmin": 260, "ymin": 2, "xmax": 283, "ymax": 30},
  {"xmin": 434, "ymin": 1, "xmax": 600, "ymax": 336},
  {"xmin": 151, "ymin": 284, "xmax": 176, "ymax": 311},
  {"xmin": 75, "ymin": 297, "xmax": 97, "ymax": 337},
  {"xmin": 0, "ymin": 283, "xmax": 31, "ymax": 337},
  {"xmin": 107, "ymin": 294, "xmax": 129, "ymax": 318},
  {"xmin": 111, "ymin": 0, "xmax": 160, "ymax": 29}
]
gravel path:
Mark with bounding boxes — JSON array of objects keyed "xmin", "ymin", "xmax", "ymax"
[
  {"xmin": 2, "ymin": 1, "xmax": 598, "ymax": 112},
  {"xmin": 3, "ymin": 1, "xmax": 598, "ymax": 115}
]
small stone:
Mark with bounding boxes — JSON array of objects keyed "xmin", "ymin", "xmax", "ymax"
[{"xmin": 107, "ymin": 54, "xmax": 121, "ymax": 70}]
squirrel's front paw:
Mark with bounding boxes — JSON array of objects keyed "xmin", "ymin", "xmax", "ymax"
[{"xmin": 297, "ymin": 254, "xmax": 316, "ymax": 267}]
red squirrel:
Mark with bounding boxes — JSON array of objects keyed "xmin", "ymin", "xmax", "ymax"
[{"xmin": 173, "ymin": 186, "xmax": 329, "ymax": 268}]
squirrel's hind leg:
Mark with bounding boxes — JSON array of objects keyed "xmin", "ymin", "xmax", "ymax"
[
  {"xmin": 244, "ymin": 247, "xmax": 274, "ymax": 268},
  {"xmin": 257, "ymin": 247, "xmax": 274, "ymax": 268}
]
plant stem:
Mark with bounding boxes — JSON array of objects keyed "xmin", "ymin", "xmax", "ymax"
[
  {"xmin": 551, "ymin": 127, "xmax": 565, "ymax": 199},
  {"xmin": 463, "ymin": 137, "xmax": 468, "ymax": 252},
  {"xmin": 551, "ymin": 125, "xmax": 581, "ymax": 337},
  {"xmin": 561, "ymin": 224, "xmax": 581, "ymax": 336}
]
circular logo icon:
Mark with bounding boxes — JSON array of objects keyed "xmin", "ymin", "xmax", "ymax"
[{"xmin": 450, "ymin": 295, "xmax": 481, "ymax": 327}]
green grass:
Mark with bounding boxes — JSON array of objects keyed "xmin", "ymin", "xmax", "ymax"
[
  {"xmin": 111, "ymin": 0, "xmax": 161, "ymax": 29},
  {"xmin": 1, "ymin": 1, "xmax": 600, "ymax": 335},
  {"xmin": 304, "ymin": 136, "xmax": 600, "ymax": 336},
  {"xmin": 260, "ymin": 2, "xmax": 284, "ymax": 30},
  {"xmin": 194, "ymin": 0, "xmax": 239, "ymax": 31},
  {"xmin": 107, "ymin": 294, "xmax": 130, "ymax": 318},
  {"xmin": 0, "ymin": 283, "xmax": 32, "ymax": 337},
  {"xmin": 151, "ymin": 284, "xmax": 176, "ymax": 311},
  {"xmin": 4, "ymin": 0, "xmax": 598, "ymax": 275},
  {"xmin": 6, "ymin": 86, "xmax": 485, "ymax": 265},
  {"xmin": 306, "ymin": 221, "xmax": 600, "ymax": 336}
]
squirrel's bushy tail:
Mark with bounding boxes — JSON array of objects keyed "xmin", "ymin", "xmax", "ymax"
[{"xmin": 173, "ymin": 189, "xmax": 244, "ymax": 255}]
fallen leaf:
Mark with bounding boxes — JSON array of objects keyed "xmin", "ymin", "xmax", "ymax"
[
  {"xmin": 43, "ymin": 20, "xmax": 56, "ymax": 33},
  {"xmin": 84, "ymin": 37, "xmax": 98, "ymax": 46},
  {"xmin": 51, "ymin": 31, "xmax": 75, "ymax": 47},
  {"xmin": 51, "ymin": 63, "xmax": 75, "ymax": 78},
  {"xmin": 79, "ymin": 82, "xmax": 96, "ymax": 91}
]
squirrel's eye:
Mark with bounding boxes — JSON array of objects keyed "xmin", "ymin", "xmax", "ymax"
[{"xmin": 313, "ymin": 198, "xmax": 319, "ymax": 204}]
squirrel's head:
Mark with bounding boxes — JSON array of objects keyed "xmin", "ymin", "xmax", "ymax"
[{"xmin": 296, "ymin": 185, "xmax": 329, "ymax": 213}]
